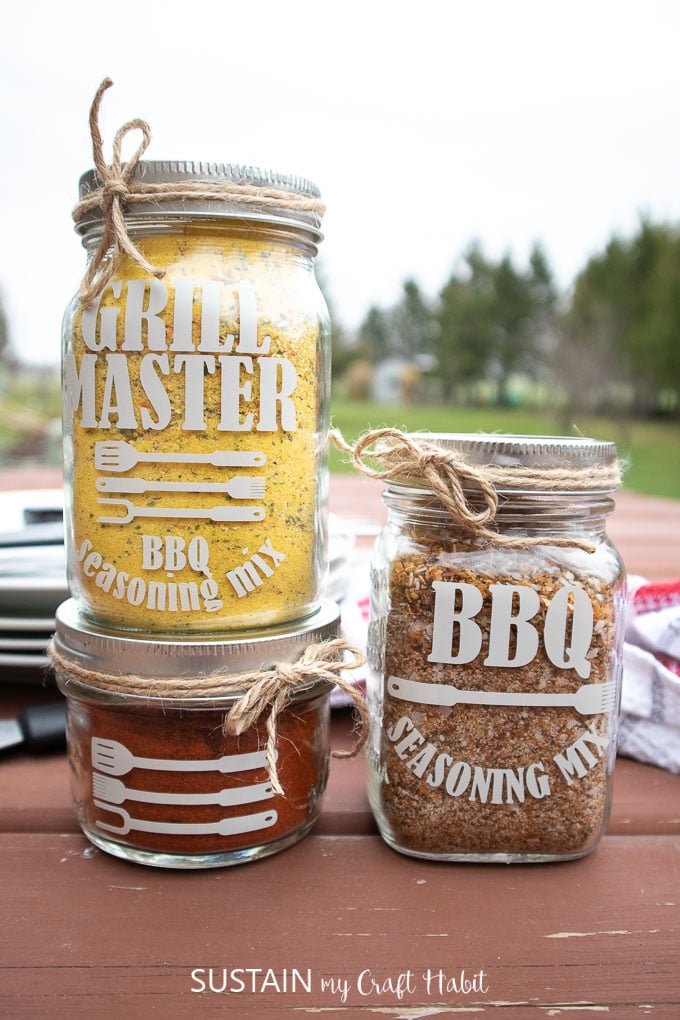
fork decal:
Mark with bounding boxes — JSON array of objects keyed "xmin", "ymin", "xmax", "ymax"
[
  {"xmin": 93, "ymin": 441, "xmax": 267, "ymax": 471},
  {"xmin": 96, "ymin": 498, "xmax": 266, "ymax": 524}
]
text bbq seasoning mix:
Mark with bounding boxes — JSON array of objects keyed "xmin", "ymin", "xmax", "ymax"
[
  {"xmin": 53, "ymin": 599, "xmax": 342, "ymax": 868},
  {"xmin": 365, "ymin": 433, "xmax": 625, "ymax": 863},
  {"xmin": 62, "ymin": 85, "xmax": 329, "ymax": 632}
]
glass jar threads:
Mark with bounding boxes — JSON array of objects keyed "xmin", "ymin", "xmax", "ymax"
[
  {"xmin": 63, "ymin": 124, "xmax": 329, "ymax": 632},
  {"xmin": 365, "ymin": 432, "xmax": 626, "ymax": 863},
  {"xmin": 52, "ymin": 598, "xmax": 342, "ymax": 869}
]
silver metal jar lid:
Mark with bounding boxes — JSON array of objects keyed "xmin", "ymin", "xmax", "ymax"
[
  {"xmin": 75, "ymin": 160, "xmax": 324, "ymax": 241},
  {"xmin": 416, "ymin": 433, "xmax": 616, "ymax": 468},
  {"xmin": 381, "ymin": 430, "xmax": 619, "ymax": 501},
  {"xmin": 388, "ymin": 433, "xmax": 620, "ymax": 495},
  {"xmin": 53, "ymin": 597, "xmax": 340, "ymax": 686}
]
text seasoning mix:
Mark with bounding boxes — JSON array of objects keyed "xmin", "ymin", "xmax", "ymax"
[
  {"xmin": 62, "ymin": 85, "xmax": 330, "ymax": 632},
  {"xmin": 365, "ymin": 432, "xmax": 626, "ymax": 862},
  {"xmin": 52, "ymin": 599, "xmax": 348, "ymax": 869}
]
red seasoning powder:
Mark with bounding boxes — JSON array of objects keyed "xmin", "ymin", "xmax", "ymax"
[
  {"xmin": 53, "ymin": 598, "xmax": 341, "ymax": 868},
  {"xmin": 64, "ymin": 684, "xmax": 330, "ymax": 863}
]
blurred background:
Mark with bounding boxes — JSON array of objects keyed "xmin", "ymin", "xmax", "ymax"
[{"xmin": 1, "ymin": 0, "xmax": 679, "ymax": 495}]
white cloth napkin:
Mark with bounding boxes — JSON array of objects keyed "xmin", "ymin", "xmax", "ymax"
[
  {"xmin": 333, "ymin": 548, "xmax": 370, "ymax": 707},
  {"xmin": 618, "ymin": 577, "xmax": 680, "ymax": 773}
]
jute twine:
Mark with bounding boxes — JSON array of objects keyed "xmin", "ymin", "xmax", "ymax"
[
  {"xmin": 331, "ymin": 427, "xmax": 623, "ymax": 553},
  {"xmin": 72, "ymin": 78, "xmax": 326, "ymax": 308},
  {"xmin": 48, "ymin": 636, "xmax": 367, "ymax": 796}
]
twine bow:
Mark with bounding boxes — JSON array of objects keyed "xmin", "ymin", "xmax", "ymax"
[
  {"xmin": 74, "ymin": 78, "xmax": 162, "ymax": 307},
  {"xmin": 332, "ymin": 427, "xmax": 500, "ymax": 530},
  {"xmin": 331, "ymin": 427, "xmax": 623, "ymax": 553},
  {"xmin": 48, "ymin": 636, "xmax": 367, "ymax": 797},
  {"xmin": 222, "ymin": 639, "xmax": 368, "ymax": 794},
  {"xmin": 72, "ymin": 77, "xmax": 326, "ymax": 308}
]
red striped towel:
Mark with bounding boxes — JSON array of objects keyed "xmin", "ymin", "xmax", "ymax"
[{"xmin": 618, "ymin": 577, "xmax": 680, "ymax": 772}]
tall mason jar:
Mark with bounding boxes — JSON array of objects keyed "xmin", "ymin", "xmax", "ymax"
[
  {"xmin": 366, "ymin": 434, "xmax": 626, "ymax": 863},
  {"xmin": 62, "ymin": 162, "xmax": 329, "ymax": 633}
]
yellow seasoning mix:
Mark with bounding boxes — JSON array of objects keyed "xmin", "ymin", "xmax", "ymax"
[
  {"xmin": 63, "ymin": 152, "xmax": 329, "ymax": 632},
  {"xmin": 365, "ymin": 433, "xmax": 626, "ymax": 863}
]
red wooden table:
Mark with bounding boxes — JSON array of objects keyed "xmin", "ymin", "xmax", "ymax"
[{"xmin": 1, "ymin": 471, "xmax": 679, "ymax": 1018}]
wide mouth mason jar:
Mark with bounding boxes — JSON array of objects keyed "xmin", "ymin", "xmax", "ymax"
[
  {"xmin": 53, "ymin": 598, "xmax": 340, "ymax": 869},
  {"xmin": 62, "ymin": 160, "xmax": 330, "ymax": 632},
  {"xmin": 366, "ymin": 434, "xmax": 626, "ymax": 863}
]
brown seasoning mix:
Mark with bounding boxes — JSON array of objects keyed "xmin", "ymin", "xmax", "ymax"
[{"xmin": 369, "ymin": 517, "xmax": 625, "ymax": 861}]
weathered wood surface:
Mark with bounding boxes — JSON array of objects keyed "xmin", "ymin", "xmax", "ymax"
[
  {"xmin": 0, "ymin": 829, "xmax": 678, "ymax": 1018},
  {"xmin": 0, "ymin": 471, "xmax": 678, "ymax": 1017}
]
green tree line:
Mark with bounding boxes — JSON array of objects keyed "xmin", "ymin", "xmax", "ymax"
[{"xmin": 333, "ymin": 219, "xmax": 680, "ymax": 418}]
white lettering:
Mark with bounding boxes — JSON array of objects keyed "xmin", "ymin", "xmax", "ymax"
[
  {"xmin": 484, "ymin": 583, "xmax": 540, "ymax": 668},
  {"xmin": 387, "ymin": 717, "xmax": 554, "ymax": 802},
  {"xmin": 64, "ymin": 352, "xmax": 98, "ymax": 427},
  {"xmin": 122, "ymin": 278, "xmax": 168, "ymax": 351},
  {"xmin": 64, "ymin": 350, "xmax": 298, "ymax": 432},
  {"xmin": 174, "ymin": 354, "xmax": 215, "ymax": 430},
  {"xmin": 190, "ymin": 969, "xmax": 206, "ymax": 993},
  {"xmin": 99, "ymin": 353, "xmax": 137, "ymax": 429},
  {"xmin": 428, "ymin": 580, "xmax": 595, "ymax": 676},
  {"xmin": 139, "ymin": 353, "xmax": 172, "ymax": 429},
  {"xmin": 197, "ymin": 280, "xmax": 226, "ymax": 352},
  {"xmin": 545, "ymin": 585, "xmax": 594, "ymax": 680},
  {"xmin": 553, "ymin": 727, "xmax": 609, "ymax": 785},
  {"xmin": 225, "ymin": 539, "xmax": 287, "ymax": 597},
  {"xmin": 218, "ymin": 355, "xmax": 254, "ymax": 431},
  {"xmin": 428, "ymin": 581, "xmax": 484, "ymax": 664},
  {"xmin": 256, "ymin": 357, "xmax": 297, "ymax": 431},
  {"xmin": 75, "ymin": 540, "xmax": 222, "ymax": 614},
  {"xmin": 81, "ymin": 280, "xmax": 122, "ymax": 351},
  {"xmin": 233, "ymin": 282, "xmax": 270, "ymax": 354}
]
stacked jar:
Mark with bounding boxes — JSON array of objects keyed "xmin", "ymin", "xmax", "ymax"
[{"xmin": 52, "ymin": 80, "xmax": 344, "ymax": 869}]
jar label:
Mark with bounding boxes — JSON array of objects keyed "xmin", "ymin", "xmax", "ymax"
[
  {"xmin": 61, "ymin": 687, "xmax": 330, "ymax": 862},
  {"xmin": 372, "ymin": 562, "xmax": 621, "ymax": 857},
  {"xmin": 90, "ymin": 735, "xmax": 279, "ymax": 837},
  {"xmin": 68, "ymin": 279, "xmax": 298, "ymax": 433},
  {"xmin": 384, "ymin": 712, "xmax": 610, "ymax": 803},
  {"xmin": 64, "ymin": 235, "xmax": 327, "ymax": 631},
  {"xmin": 427, "ymin": 580, "xmax": 595, "ymax": 679}
]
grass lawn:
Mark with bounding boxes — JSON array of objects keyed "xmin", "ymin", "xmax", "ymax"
[{"xmin": 329, "ymin": 401, "xmax": 680, "ymax": 500}]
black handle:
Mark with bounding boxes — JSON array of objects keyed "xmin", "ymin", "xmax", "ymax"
[{"xmin": 18, "ymin": 701, "xmax": 67, "ymax": 752}]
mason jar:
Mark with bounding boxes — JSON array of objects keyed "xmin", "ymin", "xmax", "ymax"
[
  {"xmin": 366, "ymin": 434, "xmax": 626, "ymax": 863},
  {"xmin": 62, "ymin": 161, "xmax": 329, "ymax": 632},
  {"xmin": 53, "ymin": 598, "xmax": 340, "ymax": 869}
]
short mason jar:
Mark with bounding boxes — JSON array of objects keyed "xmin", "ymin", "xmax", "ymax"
[
  {"xmin": 62, "ymin": 162, "xmax": 329, "ymax": 632},
  {"xmin": 366, "ymin": 434, "xmax": 626, "ymax": 863},
  {"xmin": 53, "ymin": 598, "xmax": 339, "ymax": 869}
]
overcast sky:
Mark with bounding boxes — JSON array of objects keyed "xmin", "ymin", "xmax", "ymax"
[{"xmin": 3, "ymin": 0, "xmax": 680, "ymax": 366}]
